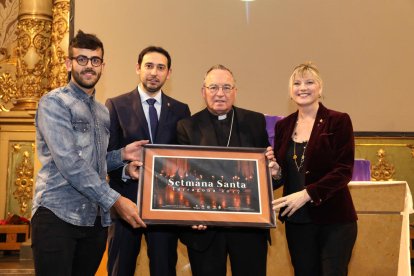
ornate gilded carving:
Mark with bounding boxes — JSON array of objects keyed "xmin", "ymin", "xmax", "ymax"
[
  {"xmin": 49, "ymin": 0, "xmax": 70, "ymax": 89},
  {"xmin": 356, "ymin": 143, "xmax": 414, "ymax": 158},
  {"xmin": 0, "ymin": 0, "xmax": 19, "ymax": 65},
  {"xmin": 11, "ymin": 147, "xmax": 34, "ymax": 217},
  {"xmin": 14, "ymin": 18, "xmax": 52, "ymax": 110},
  {"xmin": 371, "ymin": 148, "xmax": 396, "ymax": 181},
  {"xmin": 0, "ymin": 72, "xmax": 17, "ymax": 111},
  {"xmin": 12, "ymin": 143, "xmax": 22, "ymax": 153},
  {"xmin": 0, "ymin": 0, "xmax": 69, "ymax": 111},
  {"xmin": 0, "ymin": 0, "xmax": 19, "ymax": 111}
]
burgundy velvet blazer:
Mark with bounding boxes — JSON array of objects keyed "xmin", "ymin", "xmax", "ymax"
[{"xmin": 273, "ymin": 103, "xmax": 357, "ymax": 224}]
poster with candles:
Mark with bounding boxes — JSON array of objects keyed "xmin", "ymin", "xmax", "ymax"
[{"xmin": 138, "ymin": 145, "xmax": 276, "ymax": 228}]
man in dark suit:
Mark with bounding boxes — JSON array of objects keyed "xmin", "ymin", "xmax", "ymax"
[
  {"xmin": 105, "ymin": 46, "xmax": 190, "ymax": 276},
  {"xmin": 176, "ymin": 64, "xmax": 272, "ymax": 276}
]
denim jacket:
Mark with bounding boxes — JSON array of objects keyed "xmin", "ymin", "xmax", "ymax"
[{"xmin": 33, "ymin": 82, "xmax": 123, "ymax": 227}]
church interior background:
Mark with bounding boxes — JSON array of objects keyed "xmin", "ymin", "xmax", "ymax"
[{"xmin": 1, "ymin": 0, "xmax": 414, "ymax": 275}]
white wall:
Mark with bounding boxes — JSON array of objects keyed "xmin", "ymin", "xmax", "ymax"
[{"xmin": 74, "ymin": 0, "xmax": 414, "ymax": 131}]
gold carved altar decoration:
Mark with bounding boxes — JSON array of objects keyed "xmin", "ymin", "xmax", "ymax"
[
  {"xmin": 48, "ymin": 0, "xmax": 70, "ymax": 89},
  {"xmin": 13, "ymin": 0, "xmax": 53, "ymax": 110},
  {"xmin": 371, "ymin": 148, "xmax": 396, "ymax": 181},
  {"xmin": 4, "ymin": 142, "xmax": 35, "ymax": 218},
  {"xmin": 0, "ymin": 0, "xmax": 18, "ymax": 111},
  {"xmin": 0, "ymin": 0, "xmax": 70, "ymax": 111},
  {"xmin": 0, "ymin": 73, "xmax": 17, "ymax": 111},
  {"xmin": 0, "ymin": 0, "xmax": 70, "ymax": 219},
  {"xmin": 12, "ymin": 147, "xmax": 34, "ymax": 217}
]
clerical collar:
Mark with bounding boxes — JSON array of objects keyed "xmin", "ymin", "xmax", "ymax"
[
  {"xmin": 218, "ymin": 114, "xmax": 227, "ymax": 120},
  {"xmin": 209, "ymin": 109, "xmax": 233, "ymax": 121}
]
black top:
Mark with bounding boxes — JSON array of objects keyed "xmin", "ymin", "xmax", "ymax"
[{"xmin": 285, "ymin": 139, "xmax": 311, "ymax": 223}]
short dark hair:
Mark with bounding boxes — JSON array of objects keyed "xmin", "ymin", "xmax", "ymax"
[
  {"xmin": 69, "ymin": 30, "xmax": 104, "ymax": 58},
  {"xmin": 137, "ymin": 46, "xmax": 171, "ymax": 69}
]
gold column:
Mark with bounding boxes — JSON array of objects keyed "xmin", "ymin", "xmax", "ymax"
[
  {"xmin": 0, "ymin": 0, "xmax": 70, "ymax": 220},
  {"xmin": 13, "ymin": 0, "xmax": 53, "ymax": 110},
  {"xmin": 49, "ymin": 0, "xmax": 70, "ymax": 89}
]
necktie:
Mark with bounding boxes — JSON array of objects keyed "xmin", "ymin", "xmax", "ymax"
[{"xmin": 146, "ymin": 98, "xmax": 158, "ymax": 143}]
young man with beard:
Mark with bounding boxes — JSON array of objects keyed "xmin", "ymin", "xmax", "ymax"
[
  {"xmin": 105, "ymin": 46, "xmax": 190, "ymax": 276},
  {"xmin": 31, "ymin": 30, "xmax": 146, "ymax": 276}
]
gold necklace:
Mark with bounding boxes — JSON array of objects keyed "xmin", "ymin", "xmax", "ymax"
[
  {"xmin": 293, "ymin": 139, "xmax": 307, "ymax": 172},
  {"xmin": 292, "ymin": 119, "xmax": 309, "ymax": 172}
]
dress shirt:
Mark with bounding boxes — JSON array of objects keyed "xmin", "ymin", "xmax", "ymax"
[
  {"xmin": 138, "ymin": 85, "xmax": 162, "ymax": 143},
  {"xmin": 33, "ymin": 81, "xmax": 121, "ymax": 227},
  {"xmin": 121, "ymin": 85, "xmax": 162, "ymax": 180}
]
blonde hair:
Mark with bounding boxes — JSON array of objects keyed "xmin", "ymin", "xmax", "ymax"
[{"xmin": 289, "ymin": 62, "xmax": 323, "ymax": 92}]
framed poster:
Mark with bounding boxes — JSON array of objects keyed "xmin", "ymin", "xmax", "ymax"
[{"xmin": 137, "ymin": 144, "xmax": 276, "ymax": 228}]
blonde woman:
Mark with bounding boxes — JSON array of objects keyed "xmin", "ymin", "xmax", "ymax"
[{"xmin": 271, "ymin": 62, "xmax": 357, "ymax": 276}]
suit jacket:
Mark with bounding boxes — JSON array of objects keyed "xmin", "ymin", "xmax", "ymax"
[
  {"xmin": 176, "ymin": 106, "xmax": 270, "ymax": 251},
  {"xmin": 274, "ymin": 103, "xmax": 357, "ymax": 224},
  {"xmin": 105, "ymin": 88, "xmax": 190, "ymax": 201}
]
